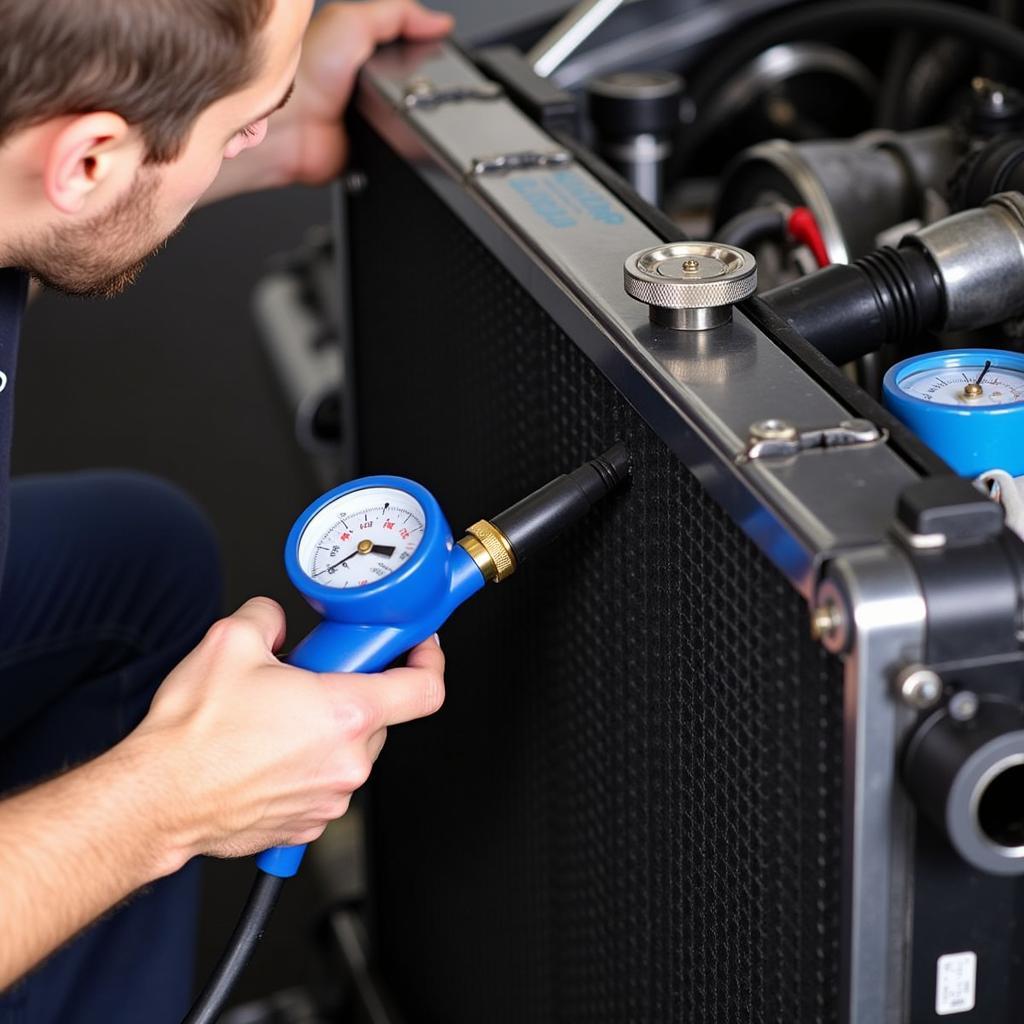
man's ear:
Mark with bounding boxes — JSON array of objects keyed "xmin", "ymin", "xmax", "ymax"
[{"xmin": 43, "ymin": 112, "xmax": 139, "ymax": 215}]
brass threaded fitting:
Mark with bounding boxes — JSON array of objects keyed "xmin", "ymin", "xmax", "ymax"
[{"xmin": 459, "ymin": 519, "xmax": 516, "ymax": 582}]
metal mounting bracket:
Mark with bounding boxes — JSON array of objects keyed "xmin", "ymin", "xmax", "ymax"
[{"xmin": 741, "ymin": 417, "xmax": 885, "ymax": 461}]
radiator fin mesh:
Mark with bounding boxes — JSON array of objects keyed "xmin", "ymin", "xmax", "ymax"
[{"xmin": 349, "ymin": 117, "xmax": 844, "ymax": 1024}]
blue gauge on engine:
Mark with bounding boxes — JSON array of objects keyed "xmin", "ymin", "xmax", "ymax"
[{"xmin": 882, "ymin": 348, "xmax": 1024, "ymax": 477}]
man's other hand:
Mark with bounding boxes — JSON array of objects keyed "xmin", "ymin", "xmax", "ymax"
[
  {"xmin": 204, "ymin": 0, "xmax": 452, "ymax": 202},
  {"xmin": 282, "ymin": 0, "xmax": 453, "ymax": 186}
]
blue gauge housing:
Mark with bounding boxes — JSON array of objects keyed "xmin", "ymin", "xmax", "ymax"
[
  {"xmin": 883, "ymin": 348, "xmax": 1024, "ymax": 477},
  {"xmin": 256, "ymin": 474, "xmax": 486, "ymax": 878}
]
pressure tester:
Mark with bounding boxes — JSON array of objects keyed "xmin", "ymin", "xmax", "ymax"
[
  {"xmin": 883, "ymin": 348, "xmax": 1024, "ymax": 477},
  {"xmin": 184, "ymin": 445, "xmax": 630, "ymax": 1024}
]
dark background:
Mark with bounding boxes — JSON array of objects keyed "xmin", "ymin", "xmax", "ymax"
[{"xmin": 12, "ymin": 0, "xmax": 565, "ymax": 1009}]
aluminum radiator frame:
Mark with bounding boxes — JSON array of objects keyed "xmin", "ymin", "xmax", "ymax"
[{"xmin": 344, "ymin": 40, "xmax": 979, "ymax": 1024}]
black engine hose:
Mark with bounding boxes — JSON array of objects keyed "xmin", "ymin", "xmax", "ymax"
[
  {"xmin": 714, "ymin": 205, "xmax": 787, "ymax": 250},
  {"xmin": 677, "ymin": 0, "xmax": 1024, "ymax": 174},
  {"xmin": 950, "ymin": 133, "xmax": 1024, "ymax": 210},
  {"xmin": 182, "ymin": 872, "xmax": 285, "ymax": 1024},
  {"xmin": 760, "ymin": 244, "xmax": 943, "ymax": 365},
  {"xmin": 876, "ymin": 31, "xmax": 921, "ymax": 130}
]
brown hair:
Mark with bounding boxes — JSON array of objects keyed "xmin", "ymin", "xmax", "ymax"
[{"xmin": 0, "ymin": 0, "xmax": 274, "ymax": 163}]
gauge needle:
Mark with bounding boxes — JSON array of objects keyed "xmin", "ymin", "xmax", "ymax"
[
  {"xmin": 963, "ymin": 360, "xmax": 993, "ymax": 399},
  {"xmin": 314, "ymin": 546, "xmax": 361, "ymax": 576},
  {"xmin": 314, "ymin": 542, "xmax": 396, "ymax": 577}
]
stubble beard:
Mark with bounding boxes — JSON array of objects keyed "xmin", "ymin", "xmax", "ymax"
[{"xmin": 19, "ymin": 169, "xmax": 178, "ymax": 299}]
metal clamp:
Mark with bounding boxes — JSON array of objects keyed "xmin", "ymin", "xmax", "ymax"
[
  {"xmin": 742, "ymin": 418, "xmax": 885, "ymax": 461},
  {"xmin": 403, "ymin": 78, "xmax": 503, "ymax": 110},
  {"xmin": 469, "ymin": 149, "xmax": 573, "ymax": 177}
]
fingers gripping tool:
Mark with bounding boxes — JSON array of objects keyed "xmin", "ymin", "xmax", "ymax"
[
  {"xmin": 258, "ymin": 445, "xmax": 631, "ymax": 878},
  {"xmin": 185, "ymin": 446, "xmax": 629, "ymax": 1024}
]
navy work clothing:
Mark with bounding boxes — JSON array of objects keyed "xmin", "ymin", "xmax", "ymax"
[
  {"xmin": 0, "ymin": 269, "xmax": 28, "ymax": 585},
  {"xmin": 0, "ymin": 271, "xmax": 223, "ymax": 1022}
]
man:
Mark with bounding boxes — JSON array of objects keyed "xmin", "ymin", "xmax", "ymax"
[{"xmin": 0, "ymin": 1, "xmax": 453, "ymax": 1021}]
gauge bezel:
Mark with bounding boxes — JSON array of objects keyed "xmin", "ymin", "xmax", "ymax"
[
  {"xmin": 884, "ymin": 348, "xmax": 1024, "ymax": 414},
  {"xmin": 285, "ymin": 475, "xmax": 452, "ymax": 623},
  {"xmin": 882, "ymin": 348, "xmax": 1024, "ymax": 477},
  {"xmin": 295, "ymin": 484, "xmax": 427, "ymax": 590}
]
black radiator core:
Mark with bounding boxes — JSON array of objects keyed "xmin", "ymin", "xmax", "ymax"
[{"xmin": 348, "ymin": 116, "xmax": 846, "ymax": 1024}]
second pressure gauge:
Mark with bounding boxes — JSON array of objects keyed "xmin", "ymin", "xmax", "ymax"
[{"xmin": 883, "ymin": 348, "xmax": 1024, "ymax": 476}]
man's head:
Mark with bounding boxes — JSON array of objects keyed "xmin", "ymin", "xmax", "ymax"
[{"xmin": 0, "ymin": 0, "xmax": 313, "ymax": 296}]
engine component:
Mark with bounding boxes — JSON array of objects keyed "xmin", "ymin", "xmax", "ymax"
[
  {"xmin": 587, "ymin": 70, "xmax": 683, "ymax": 206},
  {"xmin": 691, "ymin": 42, "xmax": 877, "ymax": 172},
  {"xmin": 716, "ymin": 127, "xmax": 956, "ymax": 264},
  {"xmin": 951, "ymin": 130, "xmax": 1024, "ymax": 211},
  {"xmin": 681, "ymin": 0, "xmax": 1024, "ymax": 176},
  {"xmin": 914, "ymin": 191, "xmax": 1024, "ymax": 328},
  {"xmin": 904, "ymin": 697, "xmax": 1024, "ymax": 876},
  {"xmin": 964, "ymin": 77, "xmax": 1024, "ymax": 140},
  {"xmin": 761, "ymin": 192, "xmax": 1024, "ymax": 363},
  {"xmin": 622, "ymin": 241, "xmax": 757, "ymax": 329}
]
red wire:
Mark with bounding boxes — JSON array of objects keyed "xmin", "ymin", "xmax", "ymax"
[{"xmin": 787, "ymin": 206, "xmax": 831, "ymax": 267}]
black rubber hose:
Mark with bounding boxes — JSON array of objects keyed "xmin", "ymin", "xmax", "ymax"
[
  {"xmin": 902, "ymin": 37, "xmax": 975, "ymax": 128},
  {"xmin": 876, "ymin": 31, "xmax": 921, "ymax": 130},
  {"xmin": 678, "ymin": 0, "xmax": 1024, "ymax": 174},
  {"xmin": 760, "ymin": 244, "xmax": 943, "ymax": 364},
  {"xmin": 182, "ymin": 872, "xmax": 285, "ymax": 1024},
  {"xmin": 950, "ymin": 133, "xmax": 1024, "ymax": 210},
  {"xmin": 714, "ymin": 205, "xmax": 786, "ymax": 250},
  {"xmin": 987, "ymin": 0, "xmax": 1021, "ymax": 81},
  {"xmin": 490, "ymin": 444, "xmax": 630, "ymax": 563}
]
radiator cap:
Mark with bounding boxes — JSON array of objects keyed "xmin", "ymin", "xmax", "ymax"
[{"xmin": 624, "ymin": 241, "xmax": 756, "ymax": 330}]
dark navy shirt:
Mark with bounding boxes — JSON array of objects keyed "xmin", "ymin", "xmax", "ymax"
[{"xmin": 0, "ymin": 269, "xmax": 28, "ymax": 586}]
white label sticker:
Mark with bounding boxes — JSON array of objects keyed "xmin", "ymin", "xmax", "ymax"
[{"xmin": 936, "ymin": 951, "xmax": 977, "ymax": 1015}]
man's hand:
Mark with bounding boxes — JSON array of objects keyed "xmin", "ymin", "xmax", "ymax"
[
  {"xmin": 127, "ymin": 596, "xmax": 445, "ymax": 863},
  {"xmin": 0, "ymin": 596, "xmax": 444, "ymax": 988},
  {"xmin": 278, "ymin": 0, "xmax": 453, "ymax": 186},
  {"xmin": 205, "ymin": 0, "xmax": 453, "ymax": 202}
]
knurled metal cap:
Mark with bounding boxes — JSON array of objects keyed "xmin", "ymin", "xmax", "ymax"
[{"xmin": 624, "ymin": 242, "xmax": 757, "ymax": 314}]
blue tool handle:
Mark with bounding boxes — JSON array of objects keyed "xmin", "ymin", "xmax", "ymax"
[{"xmin": 256, "ymin": 546, "xmax": 484, "ymax": 878}]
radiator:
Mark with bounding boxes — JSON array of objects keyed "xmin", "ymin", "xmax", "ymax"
[{"xmin": 343, "ymin": 40, "xmax": 1024, "ymax": 1024}]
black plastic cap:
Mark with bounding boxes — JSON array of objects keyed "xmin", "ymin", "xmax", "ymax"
[
  {"xmin": 582, "ymin": 443, "xmax": 631, "ymax": 495},
  {"xmin": 897, "ymin": 478, "xmax": 1005, "ymax": 544},
  {"xmin": 588, "ymin": 71, "xmax": 683, "ymax": 138}
]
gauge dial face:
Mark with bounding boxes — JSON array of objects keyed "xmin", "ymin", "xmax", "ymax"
[
  {"xmin": 296, "ymin": 485, "xmax": 426, "ymax": 589},
  {"xmin": 899, "ymin": 364, "xmax": 1024, "ymax": 406}
]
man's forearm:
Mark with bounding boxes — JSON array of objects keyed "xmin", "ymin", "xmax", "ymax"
[{"xmin": 0, "ymin": 738, "xmax": 188, "ymax": 990}]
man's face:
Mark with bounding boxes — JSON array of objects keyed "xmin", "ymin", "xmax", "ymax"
[{"xmin": 27, "ymin": 0, "xmax": 313, "ymax": 297}]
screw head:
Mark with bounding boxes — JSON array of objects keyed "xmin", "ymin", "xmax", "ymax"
[
  {"xmin": 750, "ymin": 418, "xmax": 798, "ymax": 442},
  {"xmin": 948, "ymin": 690, "xmax": 980, "ymax": 722},
  {"xmin": 810, "ymin": 603, "xmax": 838, "ymax": 641},
  {"xmin": 681, "ymin": 258, "xmax": 700, "ymax": 273},
  {"xmin": 342, "ymin": 170, "xmax": 368, "ymax": 195},
  {"xmin": 895, "ymin": 665, "xmax": 943, "ymax": 710},
  {"xmin": 811, "ymin": 579, "xmax": 851, "ymax": 653}
]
